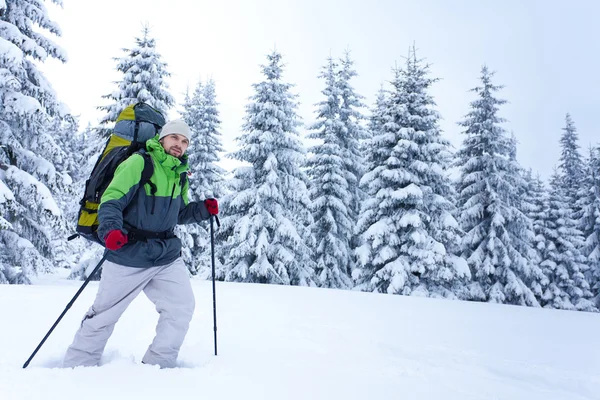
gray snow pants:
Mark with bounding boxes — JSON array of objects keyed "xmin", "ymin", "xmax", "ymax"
[{"xmin": 63, "ymin": 257, "xmax": 195, "ymax": 368}]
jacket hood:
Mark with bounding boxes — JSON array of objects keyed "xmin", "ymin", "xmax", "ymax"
[{"xmin": 146, "ymin": 135, "xmax": 189, "ymax": 175}]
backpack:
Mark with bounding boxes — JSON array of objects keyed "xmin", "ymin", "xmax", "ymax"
[{"xmin": 74, "ymin": 102, "xmax": 166, "ymax": 245}]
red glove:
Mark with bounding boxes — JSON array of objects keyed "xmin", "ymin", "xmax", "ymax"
[
  {"xmin": 104, "ymin": 229, "xmax": 128, "ymax": 250},
  {"xmin": 204, "ymin": 198, "xmax": 219, "ymax": 215}
]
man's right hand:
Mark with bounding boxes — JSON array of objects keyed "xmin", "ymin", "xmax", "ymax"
[
  {"xmin": 104, "ymin": 230, "xmax": 128, "ymax": 250},
  {"xmin": 204, "ymin": 198, "xmax": 219, "ymax": 215}
]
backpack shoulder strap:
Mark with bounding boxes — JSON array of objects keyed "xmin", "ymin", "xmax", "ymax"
[
  {"xmin": 138, "ymin": 151, "xmax": 157, "ymax": 196},
  {"xmin": 179, "ymin": 171, "xmax": 188, "ymax": 191}
]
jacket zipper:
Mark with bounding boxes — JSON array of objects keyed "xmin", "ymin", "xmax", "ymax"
[{"xmin": 169, "ymin": 183, "xmax": 176, "ymax": 207}]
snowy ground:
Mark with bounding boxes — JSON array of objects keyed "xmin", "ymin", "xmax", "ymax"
[{"xmin": 1, "ymin": 269, "xmax": 599, "ymax": 400}]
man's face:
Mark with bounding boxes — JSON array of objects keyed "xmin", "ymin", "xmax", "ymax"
[{"xmin": 160, "ymin": 134, "xmax": 189, "ymax": 158}]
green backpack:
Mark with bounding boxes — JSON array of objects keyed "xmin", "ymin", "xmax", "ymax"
[{"xmin": 75, "ymin": 102, "xmax": 165, "ymax": 245}]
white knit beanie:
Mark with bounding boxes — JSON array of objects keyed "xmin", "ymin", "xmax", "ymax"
[{"xmin": 159, "ymin": 119, "xmax": 191, "ymax": 142}]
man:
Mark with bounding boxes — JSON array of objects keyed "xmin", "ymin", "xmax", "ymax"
[{"xmin": 63, "ymin": 119, "xmax": 218, "ymax": 368}]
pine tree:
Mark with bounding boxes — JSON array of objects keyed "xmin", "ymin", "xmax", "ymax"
[
  {"xmin": 522, "ymin": 170, "xmax": 548, "ymax": 286},
  {"xmin": 455, "ymin": 66, "xmax": 544, "ymax": 306},
  {"xmin": 337, "ymin": 52, "xmax": 368, "ymax": 251},
  {"xmin": 352, "ymin": 87, "xmax": 386, "ymax": 286},
  {"xmin": 355, "ymin": 48, "xmax": 469, "ymax": 298},
  {"xmin": 0, "ymin": 0, "xmax": 73, "ymax": 283},
  {"xmin": 179, "ymin": 78, "xmax": 226, "ymax": 276},
  {"xmin": 188, "ymin": 78, "xmax": 226, "ymax": 199},
  {"xmin": 579, "ymin": 146, "xmax": 600, "ymax": 306},
  {"xmin": 46, "ymin": 115, "xmax": 80, "ymax": 179},
  {"xmin": 306, "ymin": 57, "xmax": 353, "ymax": 288},
  {"xmin": 539, "ymin": 171, "xmax": 596, "ymax": 311},
  {"xmin": 559, "ymin": 114, "xmax": 584, "ymax": 204},
  {"xmin": 518, "ymin": 166, "xmax": 548, "ymax": 303},
  {"xmin": 557, "ymin": 114, "xmax": 586, "ymax": 268},
  {"xmin": 97, "ymin": 25, "xmax": 174, "ymax": 136},
  {"xmin": 217, "ymin": 166, "xmax": 251, "ymax": 281},
  {"xmin": 46, "ymin": 114, "xmax": 82, "ymax": 269},
  {"xmin": 223, "ymin": 51, "xmax": 315, "ymax": 286},
  {"xmin": 367, "ymin": 86, "xmax": 387, "ymax": 142}
]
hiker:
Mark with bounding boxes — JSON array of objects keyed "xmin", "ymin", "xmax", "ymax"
[{"xmin": 63, "ymin": 119, "xmax": 219, "ymax": 369}]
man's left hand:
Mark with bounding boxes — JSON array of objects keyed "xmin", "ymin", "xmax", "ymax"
[{"xmin": 204, "ymin": 198, "xmax": 219, "ymax": 215}]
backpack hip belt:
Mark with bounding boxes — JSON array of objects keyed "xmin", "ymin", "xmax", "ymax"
[{"xmin": 126, "ymin": 225, "xmax": 176, "ymax": 243}]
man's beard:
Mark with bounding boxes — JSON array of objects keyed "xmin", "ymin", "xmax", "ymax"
[{"xmin": 167, "ymin": 147, "xmax": 182, "ymax": 157}]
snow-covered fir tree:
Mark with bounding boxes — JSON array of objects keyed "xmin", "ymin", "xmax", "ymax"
[
  {"xmin": 539, "ymin": 171, "xmax": 595, "ymax": 311},
  {"xmin": 337, "ymin": 52, "xmax": 368, "ymax": 251},
  {"xmin": 559, "ymin": 113, "xmax": 584, "ymax": 204},
  {"xmin": 179, "ymin": 78, "xmax": 226, "ymax": 277},
  {"xmin": 45, "ymin": 114, "xmax": 83, "ymax": 270},
  {"xmin": 306, "ymin": 57, "xmax": 354, "ymax": 289},
  {"xmin": 349, "ymin": 87, "xmax": 386, "ymax": 274},
  {"xmin": 183, "ymin": 78, "xmax": 226, "ymax": 200},
  {"xmin": 355, "ymin": 48, "xmax": 469, "ymax": 298},
  {"xmin": 578, "ymin": 146, "xmax": 600, "ymax": 306},
  {"xmin": 97, "ymin": 25, "xmax": 174, "ymax": 136},
  {"xmin": 223, "ymin": 51, "xmax": 315, "ymax": 286},
  {"xmin": 367, "ymin": 86, "xmax": 387, "ymax": 142},
  {"xmin": 513, "ymin": 153, "xmax": 547, "ymax": 304},
  {"xmin": 557, "ymin": 114, "xmax": 587, "ymax": 263},
  {"xmin": 0, "ymin": 0, "xmax": 74, "ymax": 283},
  {"xmin": 522, "ymin": 170, "xmax": 548, "ymax": 282},
  {"xmin": 46, "ymin": 115, "xmax": 81, "ymax": 180},
  {"xmin": 455, "ymin": 66, "xmax": 545, "ymax": 306},
  {"xmin": 217, "ymin": 166, "xmax": 251, "ymax": 281}
]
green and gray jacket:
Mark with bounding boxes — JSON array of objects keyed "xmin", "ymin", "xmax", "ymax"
[{"xmin": 98, "ymin": 136, "xmax": 210, "ymax": 267}]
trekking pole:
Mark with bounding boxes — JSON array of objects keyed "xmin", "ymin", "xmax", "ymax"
[
  {"xmin": 210, "ymin": 215, "xmax": 220, "ymax": 356},
  {"xmin": 22, "ymin": 254, "xmax": 107, "ymax": 369}
]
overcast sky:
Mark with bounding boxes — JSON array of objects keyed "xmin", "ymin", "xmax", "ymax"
[{"xmin": 41, "ymin": 0, "xmax": 600, "ymax": 180}]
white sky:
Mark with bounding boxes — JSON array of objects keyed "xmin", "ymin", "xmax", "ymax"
[{"xmin": 41, "ymin": 0, "xmax": 600, "ymax": 180}]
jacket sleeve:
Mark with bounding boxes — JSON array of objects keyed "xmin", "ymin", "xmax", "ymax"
[
  {"xmin": 178, "ymin": 178, "xmax": 210, "ymax": 224},
  {"xmin": 97, "ymin": 154, "xmax": 145, "ymax": 243}
]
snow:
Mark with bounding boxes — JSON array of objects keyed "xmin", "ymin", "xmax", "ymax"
[
  {"xmin": 0, "ymin": 216, "xmax": 11, "ymax": 229},
  {"xmin": 0, "ymin": 177, "xmax": 15, "ymax": 203},
  {"xmin": 0, "ymin": 36, "xmax": 23, "ymax": 66},
  {"xmin": 400, "ymin": 211, "xmax": 422, "ymax": 228},
  {"xmin": 1, "ymin": 276, "xmax": 599, "ymax": 400},
  {"xmin": 4, "ymin": 165, "xmax": 61, "ymax": 216},
  {"xmin": 57, "ymin": 102, "xmax": 71, "ymax": 118},
  {"xmin": 19, "ymin": 148, "xmax": 57, "ymax": 180},
  {"xmin": 3, "ymin": 91, "xmax": 42, "ymax": 115},
  {"xmin": 449, "ymin": 254, "xmax": 471, "ymax": 277}
]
